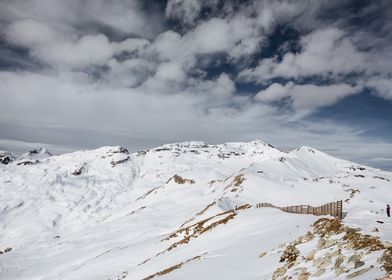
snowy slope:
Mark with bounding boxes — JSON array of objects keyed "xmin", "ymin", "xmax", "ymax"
[{"xmin": 0, "ymin": 140, "xmax": 391, "ymax": 280}]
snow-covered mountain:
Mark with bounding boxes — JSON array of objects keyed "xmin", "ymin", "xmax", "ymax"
[{"xmin": 1, "ymin": 140, "xmax": 391, "ymax": 280}]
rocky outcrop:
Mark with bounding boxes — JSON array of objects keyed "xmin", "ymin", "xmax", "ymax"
[
  {"xmin": 269, "ymin": 218, "xmax": 390, "ymax": 279},
  {"xmin": 0, "ymin": 151, "xmax": 14, "ymax": 165},
  {"xmin": 279, "ymin": 245, "xmax": 300, "ymax": 268},
  {"xmin": 167, "ymin": 174, "xmax": 195, "ymax": 184},
  {"xmin": 0, "ymin": 247, "xmax": 12, "ymax": 254}
]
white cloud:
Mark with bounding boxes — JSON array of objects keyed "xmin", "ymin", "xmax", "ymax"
[
  {"xmin": 5, "ymin": 19, "xmax": 62, "ymax": 47},
  {"xmin": 366, "ymin": 77, "xmax": 392, "ymax": 100},
  {"xmin": 0, "ymin": 1, "xmax": 163, "ymax": 70},
  {"xmin": 165, "ymin": 0, "xmax": 203, "ymax": 26},
  {"xmin": 4, "ymin": 21, "xmax": 152, "ymax": 69},
  {"xmin": 240, "ymin": 28, "xmax": 366, "ymax": 82},
  {"xmin": 139, "ymin": 16, "xmax": 268, "ymax": 90},
  {"xmin": 185, "ymin": 15, "xmax": 271, "ymax": 60},
  {"xmin": 255, "ymin": 82, "xmax": 362, "ymax": 111},
  {"xmin": 0, "ymin": 70, "xmax": 390, "ymax": 169},
  {"xmin": 155, "ymin": 62, "xmax": 186, "ymax": 82},
  {"xmin": 80, "ymin": 0, "xmax": 162, "ymax": 37},
  {"xmin": 188, "ymin": 18, "xmax": 232, "ymax": 54},
  {"xmin": 190, "ymin": 73, "xmax": 236, "ymax": 99},
  {"xmin": 36, "ymin": 34, "xmax": 113, "ymax": 69},
  {"xmin": 0, "ymin": 0, "xmax": 163, "ymax": 38},
  {"xmin": 150, "ymin": 13, "xmax": 271, "ymax": 66},
  {"xmin": 211, "ymin": 73, "xmax": 236, "ymax": 97},
  {"xmin": 105, "ymin": 58, "xmax": 155, "ymax": 88},
  {"xmin": 150, "ymin": 31, "xmax": 183, "ymax": 61},
  {"xmin": 113, "ymin": 38, "xmax": 150, "ymax": 54}
]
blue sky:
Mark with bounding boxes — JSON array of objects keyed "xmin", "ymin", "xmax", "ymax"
[{"xmin": 0, "ymin": 0, "xmax": 391, "ymax": 170}]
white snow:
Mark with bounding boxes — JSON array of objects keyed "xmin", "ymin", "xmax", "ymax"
[{"xmin": 0, "ymin": 141, "xmax": 391, "ymax": 279}]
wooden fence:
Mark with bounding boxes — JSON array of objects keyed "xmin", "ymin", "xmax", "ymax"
[{"xmin": 256, "ymin": 200, "xmax": 343, "ymax": 219}]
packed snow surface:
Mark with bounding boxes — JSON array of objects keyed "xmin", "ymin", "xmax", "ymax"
[{"xmin": 0, "ymin": 140, "xmax": 391, "ymax": 279}]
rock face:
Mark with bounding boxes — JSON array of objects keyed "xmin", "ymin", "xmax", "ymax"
[
  {"xmin": 354, "ymin": 261, "xmax": 365, "ymax": 268},
  {"xmin": 346, "ymin": 267, "xmax": 373, "ymax": 278},
  {"xmin": 305, "ymin": 250, "xmax": 315, "ymax": 261},
  {"xmin": 0, "ymin": 152, "xmax": 13, "ymax": 165},
  {"xmin": 312, "ymin": 268, "xmax": 326, "ymax": 277},
  {"xmin": 272, "ymin": 267, "xmax": 287, "ymax": 280},
  {"xmin": 270, "ymin": 218, "xmax": 391, "ymax": 279},
  {"xmin": 0, "ymin": 247, "xmax": 12, "ymax": 254},
  {"xmin": 298, "ymin": 271, "xmax": 310, "ymax": 280},
  {"xmin": 334, "ymin": 253, "xmax": 344, "ymax": 269},
  {"xmin": 380, "ymin": 248, "xmax": 392, "ymax": 274},
  {"xmin": 280, "ymin": 245, "xmax": 300, "ymax": 267}
]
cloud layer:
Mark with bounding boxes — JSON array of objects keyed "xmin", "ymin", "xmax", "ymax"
[{"xmin": 0, "ymin": 0, "xmax": 391, "ymax": 169}]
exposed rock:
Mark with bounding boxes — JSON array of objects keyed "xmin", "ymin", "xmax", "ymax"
[
  {"xmin": 136, "ymin": 150, "xmax": 147, "ymax": 156},
  {"xmin": 327, "ymin": 249, "xmax": 341, "ymax": 258},
  {"xmin": 313, "ymin": 218, "xmax": 344, "ymax": 236},
  {"xmin": 72, "ymin": 163, "xmax": 87, "ymax": 176},
  {"xmin": 0, "ymin": 153, "xmax": 13, "ymax": 165},
  {"xmin": 17, "ymin": 160, "xmax": 39, "ymax": 166},
  {"xmin": 277, "ymin": 218, "xmax": 390, "ymax": 279},
  {"xmin": 305, "ymin": 250, "xmax": 315, "ymax": 261},
  {"xmin": 316, "ymin": 256, "xmax": 332, "ymax": 269},
  {"xmin": 317, "ymin": 238, "xmax": 326, "ymax": 249},
  {"xmin": 335, "ymin": 266, "xmax": 349, "ymax": 276},
  {"xmin": 343, "ymin": 228, "xmax": 384, "ymax": 252},
  {"xmin": 259, "ymin": 252, "xmax": 267, "ymax": 258},
  {"xmin": 272, "ymin": 267, "xmax": 287, "ymax": 280},
  {"xmin": 334, "ymin": 253, "xmax": 344, "ymax": 269},
  {"xmin": 324, "ymin": 239, "xmax": 337, "ymax": 248},
  {"xmin": 317, "ymin": 238, "xmax": 337, "ymax": 249},
  {"xmin": 0, "ymin": 247, "xmax": 12, "ymax": 254},
  {"xmin": 298, "ymin": 271, "xmax": 310, "ymax": 280},
  {"xmin": 348, "ymin": 254, "xmax": 362, "ymax": 264},
  {"xmin": 142, "ymin": 254, "xmax": 205, "ymax": 280},
  {"xmin": 280, "ymin": 245, "xmax": 300, "ymax": 267},
  {"xmin": 115, "ymin": 147, "xmax": 129, "ymax": 154},
  {"xmin": 384, "ymin": 242, "xmax": 392, "ymax": 249},
  {"xmin": 294, "ymin": 267, "xmax": 307, "ymax": 273},
  {"xmin": 167, "ymin": 175, "xmax": 195, "ymax": 185},
  {"xmin": 294, "ymin": 231, "xmax": 314, "ymax": 245},
  {"xmin": 346, "ymin": 267, "xmax": 372, "ymax": 278},
  {"xmin": 380, "ymin": 248, "xmax": 392, "ymax": 273},
  {"xmin": 110, "ymin": 156, "xmax": 130, "ymax": 167},
  {"xmin": 233, "ymin": 174, "xmax": 245, "ymax": 186},
  {"xmin": 312, "ymin": 268, "xmax": 325, "ymax": 277},
  {"xmin": 72, "ymin": 168, "xmax": 83, "ymax": 176},
  {"xmin": 354, "ymin": 261, "xmax": 365, "ymax": 268}
]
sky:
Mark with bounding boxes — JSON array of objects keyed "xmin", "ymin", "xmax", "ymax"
[{"xmin": 0, "ymin": 0, "xmax": 392, "ymax": 170}]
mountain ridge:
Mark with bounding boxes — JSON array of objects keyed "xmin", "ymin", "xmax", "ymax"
[{"xmin": 1, "ymin": 140, "xmax": 391, "ymax": 279}]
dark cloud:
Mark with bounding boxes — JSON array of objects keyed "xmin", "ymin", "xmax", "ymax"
[{"xmin": 0, "ymin": 40, "xmax": 41, "ymax": 70}]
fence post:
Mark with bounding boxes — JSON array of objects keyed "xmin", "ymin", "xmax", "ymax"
[{"xmin": 337, "ymin": 200, "xmax": 343, "ymax": 219}]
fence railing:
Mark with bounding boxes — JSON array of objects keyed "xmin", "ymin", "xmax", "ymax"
[{"xmin": 255, "ymin": 200, "xmax": 343, "ymax": 219}]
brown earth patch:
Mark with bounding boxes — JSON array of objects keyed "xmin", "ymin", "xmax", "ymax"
[
  {"xmin": 167, "ymin": 175, "xmax": 195, "ymax": 185},
  {"xmin": 139, "ymin": 204, "xmax": 250, "ymax": 266},
  {"xmin": 142, "ymin": 254, "xmax": 206, "ymax": 280}
]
